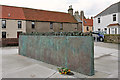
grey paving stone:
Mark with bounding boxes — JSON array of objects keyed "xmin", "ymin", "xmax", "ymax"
[{"xmin": 3, "ymin": 64, "xmax": 56, "ymax": 78}]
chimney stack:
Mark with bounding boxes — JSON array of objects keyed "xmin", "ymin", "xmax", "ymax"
[
  {"xmin": 68, "ymin": 5, "xmax": 73, "ymax": 15},
  {"xmin": 80, "ymin": 10, "xmax": 85, "ymax": 19},
  {"xmin": 74, "ymin": 11, "xmax": 79, "ymax": 16},
  {"xmin": 91, "ymin": 17, "xmax": 93, "ymax": 19}
]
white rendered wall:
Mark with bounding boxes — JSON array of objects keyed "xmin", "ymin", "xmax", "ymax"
[
  {"xmin": 118, "ymin": 13, "xmax": 120, "ymax": 24},
  {"xmin": 93, "ymin": 13, "xmax": 119, "ymax": 34}
]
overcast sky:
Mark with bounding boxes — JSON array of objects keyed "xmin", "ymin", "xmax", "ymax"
[{"xmin": 0, "ymin": 0, "xmax": 120, "ymax": 18}]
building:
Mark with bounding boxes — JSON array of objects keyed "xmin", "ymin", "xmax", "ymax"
[
  {"xmin": 93, "ymin": 1, "xmax": 120, "ymax": 34},
  {"xmin": 83, "ymin": 19, "xmax": 93, "ymax": 33},
  {"xmin": 0, "ymin": 5, "xmax": 82, "ymax": 38},
  {"xmin": 74, "ymin": 10, "xmax": 93, "ymax": 33}
]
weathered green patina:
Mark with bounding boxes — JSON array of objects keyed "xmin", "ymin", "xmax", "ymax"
[{"xmin": 19, "ymin": 35, "xmax": 94, "ymax": 76}]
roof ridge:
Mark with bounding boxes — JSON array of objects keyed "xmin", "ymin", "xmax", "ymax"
[{"xmin": 0, "ymin": 4, "xmax": 68, "ymax": 14}]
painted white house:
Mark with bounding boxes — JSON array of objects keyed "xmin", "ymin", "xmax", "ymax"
[{"xmin": 93, "ymin": 1, "xmax": 120, "ymax": 34}]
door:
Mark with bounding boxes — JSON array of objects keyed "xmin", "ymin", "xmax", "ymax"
[
  {"xmin": 2, "ymin": 32, "xmax": 6, "ymax": 38},
  {"xmin": 17, "ymin": 32, "xmax": 22, "ymax": 38}
]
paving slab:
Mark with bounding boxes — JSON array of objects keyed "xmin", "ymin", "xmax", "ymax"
[
  {"xmin": 94, "ymin": 56, "xmax": 118, "ymax": 78},
  {"xmin": 3, "ymin": 64, "xmax": 56, "ymax": 78},
  {"xmin": 110, "ymin": 51, "xmax": 119, "ymax": 57},
  {"xmin": 2, "ymin": 47, "xmax": 18, "ymax": 55},
  {"xmin": 87, "ymin": 71, "xmax": 110, "ymax": 78},
  {"xmin": 2, "ymin": 54, "xmax": 36, "ymax": 74},
  {"xmin": 94, "ymin": 46, "xmax": 118, "ymax": 59}
]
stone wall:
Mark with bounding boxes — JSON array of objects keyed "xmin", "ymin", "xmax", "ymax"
[
  {"xmin": 19, "ymin": 35, "xmax": 94, "ymax": 76},
  {"xmin": 26, "ymin": 21, "xmax": 81, "ymax": 33},
  {"xmin": 104, "ymin": 34, "xmax": 120, "ymax": 44}
]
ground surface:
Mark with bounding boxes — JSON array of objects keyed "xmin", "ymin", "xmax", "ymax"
[{"xmin": 0, "ymin": 42, "xmax": 119, "ymax": 78}]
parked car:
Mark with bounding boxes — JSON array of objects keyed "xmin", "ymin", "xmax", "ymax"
[{"xmin": 91, "ymin": 31, "xmax": 105, "ymax": 42}]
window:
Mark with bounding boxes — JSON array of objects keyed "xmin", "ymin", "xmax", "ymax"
[
  {"xmin": 104, "ymin": 28, "xmax": 107, "ymax": 30},
  {"xmin": 18, "ymin": 21, "xmax": 22, "ymax": 28},
  {"xmin": 98, "ymin": 28, "xmax": 100, "ymax": 31},
  {"xmin": 115, "ymin": 28, "xmax": 117, "ymax": 34},
  {"xmin": 86, "ymin": 26, "xmax": 89, "ymax": 31},
  {"xmin": 2, "ymin": 32, "xmax": 6, "ymax": 38},
  {"xmin": 98, "ymin": 18, "xmax": 100, "ymax": 23},
  {"xmin": 109, "ymin": 28, "xmax": 110, "ymax": 34},
  {"xmin": 60, "ymin": 23, "xmax": 63, "ymax": 30},
  {"xmin": 92, "ymin": 27, "xmax": 94, "ymax": 31},
  {"xmin": 84, "ymin": 21, "xmax": 87, "ymax": 23},
  {"xmin": 50, "ymin": 22, "xmax": 53, "ymax": 29},
  {"xmin": 113, "ymin": 14, "xmax": 116, "ymax": 21},
  {"xmin": 104, "ymin": 28, "xmax": 107, "ymax": 34},
  {"xmin": 111, "ymin": 28, "xmax": 115, "ymax": 34},
  {"xmin": 2, "ymin": 20, "xmax": 6, "ymax": 28},
  {"xmin": 32, "ymin": 21, "xmax": 35, "ymax": 29}
]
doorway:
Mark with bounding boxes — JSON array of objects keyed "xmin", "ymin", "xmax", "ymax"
[{"xmin": 17, "ymin": 32, "xmax": 22, "ymax": 38}]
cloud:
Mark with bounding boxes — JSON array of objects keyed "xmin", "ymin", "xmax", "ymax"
[{"xmin": 0, "ymin": 0, "xmax": 119, "ymax": 17}]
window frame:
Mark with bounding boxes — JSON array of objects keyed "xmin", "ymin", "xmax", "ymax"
[
  {"xmin": 111, "ymin": 28, "xmax": 115, "ymax": 34},
  {"xmin": 50, "ymin": 22, "xmax": 53, "ymax": 29},
  {"xmin": 86, "ymin": 26, "xmax": 89, "ymax": 31},
  {"xmin": 115, "ymin": 28, "xmax": 117, "ymax": 34},
  {"xmin": 18, "ymin": 21, "xmax": 22, "ymax": 28},
  {"xmin": 109, "ymin": 28, "xmax": 110, "ymax": 34},
  {"xmin": 2, "ymin": 20, "xmax": 6, "ymax": 28},
  {"xmin": 98, "ymin": 28, "xmax": 100, "ymax": 31},
  {"xmin": 98, "ymin": 18, "xmax": 100, "ymax": 23},
  {"xmin": 113, "ymin": 14, "xmax": 116, "ymax": 21},
  {"xmin": 32, "ymin": 21, "xmax": 35, "ymax": 29},
  {"xmin": 60, "ymin": 23, "xmax": 63, "ymax": 30}
]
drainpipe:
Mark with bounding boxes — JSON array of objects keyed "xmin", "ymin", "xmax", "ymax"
[{"xmin": 82, "ymin": 14, "xmax": 84, "ymax": 32}]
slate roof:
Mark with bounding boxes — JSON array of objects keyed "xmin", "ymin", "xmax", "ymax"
[
  {"xmin": 0, "ymin": 5, "xmax": 77, "ymax": 23},
  {"xmin": 94, "ymin": 1, "xmax": 120, "ymax": 18}
]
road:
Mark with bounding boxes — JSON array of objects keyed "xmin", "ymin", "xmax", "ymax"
[{"xmin": 0, "ymin": 42, "xmax": 119, "ymax": 78}]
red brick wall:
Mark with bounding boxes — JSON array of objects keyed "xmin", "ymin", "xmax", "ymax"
[{"xmin": 0, "ymin": 38, "xmax": 19, "ymax": 46}]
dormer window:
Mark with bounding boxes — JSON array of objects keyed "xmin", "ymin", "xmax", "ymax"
[{"xmin": 113, "ymin": 14, "xmax": 116, "ymax": 21}]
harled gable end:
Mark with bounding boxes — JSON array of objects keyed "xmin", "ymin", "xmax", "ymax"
[
  {"xmin": 93, "ymin": 1, "xmax": 120, "ymax": 34},
  {"xmin": 94, "ymin": 1, "xmax": 120, "ymax": 18}
]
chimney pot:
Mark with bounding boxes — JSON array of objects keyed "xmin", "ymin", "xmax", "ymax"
[{"xmin": 68, "ymin": 5, "xmax": 73, "ymax": 15}]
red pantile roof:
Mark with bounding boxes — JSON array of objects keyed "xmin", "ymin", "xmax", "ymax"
[
  {"xmin": 0, "ymin": 5, "xmax": 26, "ymax": 20},
  {"xmin": 83, "ymin": 19, "xmax": 93, "ymax": 26},
  {"xmin": 0, "ymin": 5, "xmax": 77, "ymax": 23},
  {"xmin": 107, "ymin": 23, "xmax": 120, "ymax": 27}
]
